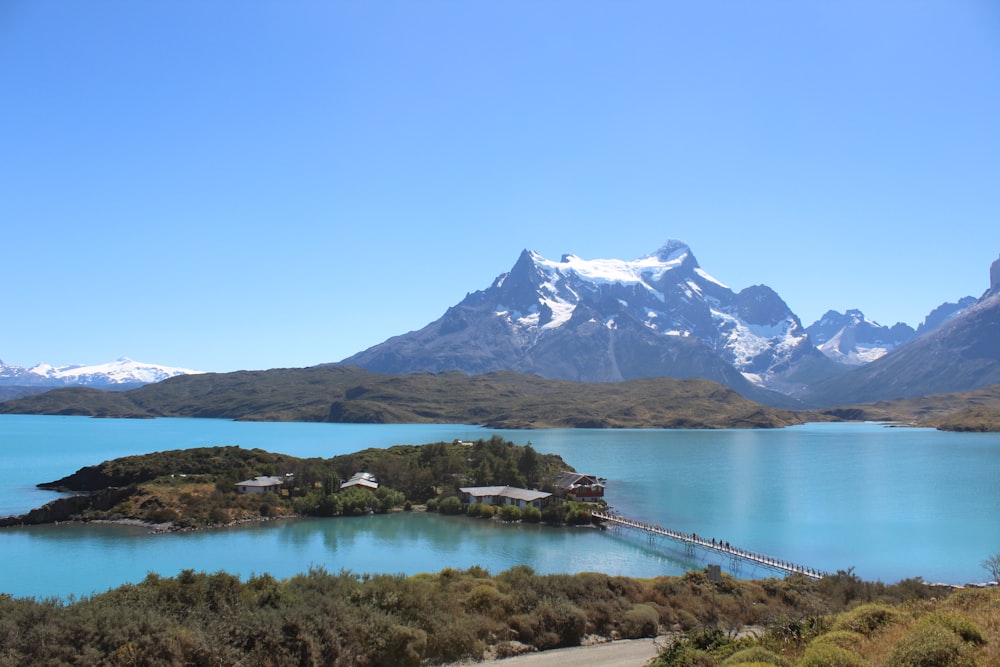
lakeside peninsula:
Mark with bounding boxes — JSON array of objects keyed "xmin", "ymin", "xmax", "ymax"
[{"xmin": 1, "ymin": 437, "xmax": 600, "ymax": 530}]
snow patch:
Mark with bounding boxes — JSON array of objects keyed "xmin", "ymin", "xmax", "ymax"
[
  {"xmin": 694, "ymin": 267, "xmax": 728, "ymax": 289},
  {"xmin": 541, "ymin": 297, "xmax": 576, "ymax": 329}
]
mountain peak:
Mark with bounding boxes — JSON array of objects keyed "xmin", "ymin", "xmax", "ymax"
[
  {"xmin": 990, "ymin": 254, "xmax": 1000, "ymax": 293},
  {"xmin": 343, "ymin": 241, "xmax": 813, "ymax": 398},
  {"xmin": 650, "ymin": 239, "xmax": 694, "ymax": 264}
]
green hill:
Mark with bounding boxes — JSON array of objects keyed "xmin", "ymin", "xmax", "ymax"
[
  {"xmin": 817, "ymin": 384, "xmax": 1000, "ymax": 431},
  {"xmin": 0, "ymin": 365, "xmax": 803, "ymax": 428}
]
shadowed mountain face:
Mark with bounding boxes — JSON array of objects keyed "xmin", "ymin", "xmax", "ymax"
[
  {"xmin": 341, "ymin": 241, "xmax": 829, "ymax": 405},
  {"xmin": 802, "ymin": 255, "xmax": 1000, "ymax": 407}
]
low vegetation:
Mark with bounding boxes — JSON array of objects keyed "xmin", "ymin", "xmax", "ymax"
[
  {"xmin": 4, "ymin": 365, "xmax": 1000, "ymax": 430},
  {"xmin": 0, "ymin": 567, "xmax": 995, "ymax": 666},
  {"xmin": 0, "ymin": 365, "xmax": 805, "ymax": 428},
  {"xmin": 817, "ymin": 384, "xmax": 1000, "ymax": 431},
  {"xmin": 4, "ymin": 437, "xmax": 585, "ymax": 529},
  {"xmin": 650, "ymin": 581, "xmax": 998, "ymax": 667}
]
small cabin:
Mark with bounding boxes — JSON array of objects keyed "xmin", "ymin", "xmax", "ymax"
[
  {"xmin": 235, "ymin": 476, "xmax": 285, "ymax": 495},
  {"xmin": 555, "ymin": 472, "xmax": 606, "ymax": 500},
  {"xmin": 341, "ymin": 472, "xmax": 379, "ymax": 490}
]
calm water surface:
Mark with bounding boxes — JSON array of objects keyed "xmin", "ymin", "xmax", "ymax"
[{"xmin": 1, "ymin": 415, "xmax": 997, "ymax": 599}]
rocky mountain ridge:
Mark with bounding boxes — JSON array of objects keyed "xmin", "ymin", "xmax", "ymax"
[
  {"xmin": 342, "ymin": 240, "xmax": 832, "ymax": 403},
  {"xmin": 799, "ymin": 254, "xmax": 1000, "ymax": 406},
  {"xmin": 803, "ymin": 296, "xmax": 974, "ymax": 367},
  {"xmin": 342, "ymin": 242, "xmax": 999, "ymax": 406}
]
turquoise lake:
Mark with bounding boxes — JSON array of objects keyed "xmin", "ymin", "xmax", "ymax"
[{"xmin": 1, "ymin": 415, "xmax": 998, "ymax": 599}]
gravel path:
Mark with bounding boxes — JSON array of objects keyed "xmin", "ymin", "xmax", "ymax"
[{"xmin": 442, "ymin": 636, "xmax": 668, "ymax": 667}]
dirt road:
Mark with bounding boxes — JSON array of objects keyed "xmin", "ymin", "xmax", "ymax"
[{"xmin": 443, "ymin": 637, "xmax": 667, "ymax": 667}]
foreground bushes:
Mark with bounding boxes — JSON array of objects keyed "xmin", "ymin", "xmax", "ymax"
[
  {"xmin": 0, "ymin": 567, "xmax": 844, "ymax": 667},
  {"xmin": 0, "ymin": 567, "xmax": 994, "ymax": 667},
  {"xmin": 0, "ymin": 567, "xmax": 654, "ymax": 666},
  {"xmin": 650, "ymin": 576, "xmax": 996, "ymax": 667}
]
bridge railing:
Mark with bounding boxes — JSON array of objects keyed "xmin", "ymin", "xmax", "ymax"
[{"xmin": 592, "ymin": 510, "xmax": 826, "ymax": 580}]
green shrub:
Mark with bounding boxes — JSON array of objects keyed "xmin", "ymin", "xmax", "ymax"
[
  {"xmin": 145, "ymin": 507, "xmax": 179, "ymax": 523},
  {"xmin": 831, "ymin": 603, "xmax": 900, "ymax": 636},
  {"xmin": 796, "ymin": 643, "xmax": 864, "ymax": 667},
  {"xmin": 425, "ymin": 497, "xmax": 438, "ymax": 512},
  {"xmin": 464, "ymin": 583, "xmax": 508, "ymax": 615},
  {"xmin": 922, "ymin": 612, "xmax": 985, "ymax": 645},
  {"xmin": 541, "ymin": 503, "xmax": 568, "ymax": 525},
  {"xmin": 438, "ymin": 496, "xmax": 462, "ymax": 515},
  {"xmin": 809, "ymin": 630, "xmax": 864, "ymax": 652},
  {"xmin": 620, "ymin": 603, "xmax": 660, "ymax": 639},
  {"xmin": 887, "ymin": 621, "xmax": 975, "ymax": 667},
  {"xmin": 498, "ymin": 505, "xmax": 522, "ymax": 522},
  {"xmin": 521, "ymin": 505, "xmax": 542, "ymax": 523},
  {"xmin": 651, "ymin": 629, "xmax": 732, "ymax": 667},
  {"xmin": 721, "ymin": 646, "xmax": 790, "ymax": 666}
]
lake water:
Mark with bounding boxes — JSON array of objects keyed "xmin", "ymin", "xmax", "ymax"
[{"xmin": 1, "ymin": 415, "xmax": 998, "ymax": 599}]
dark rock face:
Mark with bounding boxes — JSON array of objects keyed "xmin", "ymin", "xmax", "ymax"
[
  {"xmin": 991, "ymin": 255, "xmax": 1000, "ymax": 293},
  {"xmin": 917, "ymin": 297, "xmax": 976, "ymax": 336}
]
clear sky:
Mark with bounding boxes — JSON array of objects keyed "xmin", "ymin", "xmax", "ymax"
[{"xmin": 2, "ymin": 1, "xmax": 998, "ymax": 373}]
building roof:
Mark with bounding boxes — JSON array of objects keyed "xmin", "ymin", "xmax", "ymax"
[
  {"xmin": 235, "ymin": 476, "xmax": 285, "ymax": 488},
  {"xmin": 555, "ymin": 472, "xmax": 605, "ymax": 489},
  {"xmin": 459, "ymin": 485, "xmax": 552, "ymax": 503},
  {"xmin": 341, "ymin": 471, "xmax": 379, "ymax": 490}
]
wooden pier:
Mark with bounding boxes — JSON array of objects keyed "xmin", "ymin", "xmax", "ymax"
[{"xmin": 592, "ymin": 510, "xmax": 827, "ymax": 580}]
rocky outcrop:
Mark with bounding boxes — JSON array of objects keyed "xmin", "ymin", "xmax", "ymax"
[{"xmin": 0, "ymin": 487, "xmax": 137, "ymax": 526}]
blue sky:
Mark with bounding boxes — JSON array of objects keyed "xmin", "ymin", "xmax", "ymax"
[{"xmin": 2, "ymin": 1, "xmax": 998, "ymax": 373}]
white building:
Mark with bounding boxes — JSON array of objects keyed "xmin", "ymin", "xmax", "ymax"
[
  {"xmin": 459, "ymin": 485, "xmax": 551, "ymax": 510},
  {"xmin": 235, "ymin": 476, "xmax": 285, "ymax": 494}
]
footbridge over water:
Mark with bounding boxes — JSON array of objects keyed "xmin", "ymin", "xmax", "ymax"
[{"xmin": 592, "ymin": 511, "xmax": 828, "ymax": 580}]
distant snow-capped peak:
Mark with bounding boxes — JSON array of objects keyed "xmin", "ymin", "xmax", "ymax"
[
  {"xmin": 805, "ymin": 309, "xmax": 916, "ymax": 366},
  {"xmin": 2, "ymin": 356, "xmax": 204, "ymax": 387}
]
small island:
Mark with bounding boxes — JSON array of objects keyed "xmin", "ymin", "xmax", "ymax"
[{"xmin": 1, "ymin": 436, "xmax": 605, "ymax": 530}]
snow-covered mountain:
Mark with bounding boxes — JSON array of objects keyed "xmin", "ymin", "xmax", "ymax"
[
  {"xmin": 805, "ymin": 310, "xmax": 916, "ymax": 366},
  {"xmin": 805, "ymin": 295, "xmax": 976, "ymax": 367},
  {"xmin": 0, "ymin": 357, "xmax": 201, "ymax": 390},
  {"xmin": 341, "ymin": 240, "xmax": 832, "ymax": 403}
]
